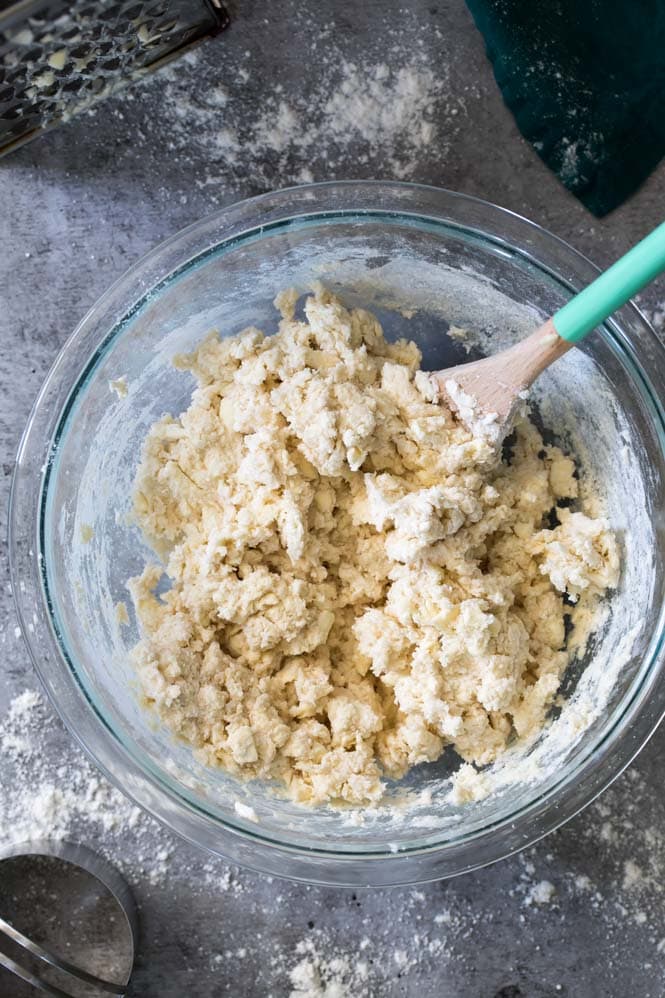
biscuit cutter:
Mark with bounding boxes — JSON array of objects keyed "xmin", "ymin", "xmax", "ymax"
[{"xmin": 0, "ymin": 840, "xmax": 138, "ymax": 997}]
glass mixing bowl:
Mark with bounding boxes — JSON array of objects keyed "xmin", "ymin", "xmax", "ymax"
[{"xmin": 10, "ymin": 182, "xmax": 665, "ymax": 887}]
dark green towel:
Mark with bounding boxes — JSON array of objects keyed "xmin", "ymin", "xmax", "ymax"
[{"xmin": 465, "ymin": 0, "xmax": 665, "ymax": 215}]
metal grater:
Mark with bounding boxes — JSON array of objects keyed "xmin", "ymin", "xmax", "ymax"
[{"xmin": 0, "ymin": 0, "xmax": 229, "ymax": 157}]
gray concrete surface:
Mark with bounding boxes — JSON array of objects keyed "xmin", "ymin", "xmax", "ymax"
[{"xmin": 1, "ymin": 1, "xmax": 664, "ymax": 995}]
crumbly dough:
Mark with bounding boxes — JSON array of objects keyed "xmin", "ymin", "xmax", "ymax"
[{"xmin": 128, "ymin": 287, "xmax": 619, "ymax": 806}]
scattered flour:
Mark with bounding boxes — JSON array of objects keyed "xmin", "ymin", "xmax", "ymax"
[
  {"xmin": 109, "ymin": 376, "xmax": 129, "ymax": 399},
  {"xmin": 525, "ymin": 880, "xmax": 556, "ymax": 906},
  {"xmin": 0, "ymin": 684, "xmax": 662, "ymax": 988},
  {"xmin": 288, "ymin": 935, "xmax": 370, "ymax": 998},
  {"xmin": 623, "ymin": 859, "xmax": 646, "ymax": 892},
  {"xmin": 573, "ymin": 874, "xmax": 592, "ymax": 892},
  {"xmin": 0, "ymin": 687, "xmax": 248, "ymax": 892},
  {"xmin": 234, "ymin": 801, "xmax": 259, "ymax": 824},
  {"xmin": 144, "ymin": 35, "xmax": 465, "ymax": 189},
  {"xmin": 7, "ymin": 689, "xmax": 41, "ymax": 723},
  {"xmin": 0, "ymin": 689, "xmax": 144, "ymax": 846}
]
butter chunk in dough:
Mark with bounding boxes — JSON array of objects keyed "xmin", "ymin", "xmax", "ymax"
[{"xmin": 128, "ymin": 287, "xmax": 619, "ymax": 806}]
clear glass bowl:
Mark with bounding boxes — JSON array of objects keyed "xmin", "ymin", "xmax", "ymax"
[{"xmin": 10, "ymin": 182, "xmax": 665, "ymax": 887}]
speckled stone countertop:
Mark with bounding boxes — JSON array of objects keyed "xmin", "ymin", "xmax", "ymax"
[{"xmin": 1, "ymin": 2, "xmax": 664, "ymax": 996}]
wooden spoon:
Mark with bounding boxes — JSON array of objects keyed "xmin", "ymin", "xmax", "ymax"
[{"xmin": 429, "ymin": 221, "xmax": 665, "ymax": 441}]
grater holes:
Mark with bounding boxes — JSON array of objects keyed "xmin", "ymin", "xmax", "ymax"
[
  {"xmin": 155, "ymin": 18, "xmax": 178, "ymax": 35},
  {"xmin": 4, "ymin": 28, "xmax": 34, "ymax": 47},
  {"xmin": 52, "ymin": 12, "xmax": 73, "ymax": 29},
  {"xmin": 60, "ymin": 78, "xmax": 83, "ymax": 93},
  {"xmin": 98, "ymin": 4, "xmax": 127, "ymax": 22},
  {"xmin": 87, "ymin": 24, "xmax": 108, "ymax": 41},
  {"xmin": 22, "ymin": 92, "xmax": 45, "ymax": 111},
  {"xmin": 114, "ymin": 20, "xmax": 135, "ymax": 37},
  {"xmin": 135, "ymin": 21, "xmax": 155, "ymax": 43},
  {"xmin": 145, "ymin": 4, "xmax": 169, "ymax": 21},
  {"xmin": 34, "ymin": 80, "xmax": 59, "ymax": 97},
  {"xmin": 1, "ymin": 0, "xmax": 229, "ymax": 153},
  {"xmin": 139, "ymin": 18, "xmax": 178, "ymax": 46},
  {"xmin": 29, "ymin": 98, "xmax": 56, "ymax": 116},
  {"xmin": 69, "ymin": 42, "xmax": 92, "ymax": 59},
  {"xmin": 5, "ymin": 67, "xmax": 25, "ymax": 85},
  {"xmin": 48, "ymin": 58, "xmax": 72, "ymax": 76}
]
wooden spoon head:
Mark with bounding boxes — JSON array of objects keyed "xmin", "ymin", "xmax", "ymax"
[
  {"xmin": 429, "ymin": 361, "xmax": 522, "ymax": 444},
  {"xmin": 429, "ymin": 319, "xmax": 571, "ymax": 442}
]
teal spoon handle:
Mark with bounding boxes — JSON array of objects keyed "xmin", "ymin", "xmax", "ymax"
[{"xmin": 553, "ymin": 220, "xmax": 665, "ymax": 344}]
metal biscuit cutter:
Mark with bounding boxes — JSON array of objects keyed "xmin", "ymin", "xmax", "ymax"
[
  {"xmin": 0, "ymin": 0, "xmax": 230, "ymax": 157},
  {"xmin": 0, "ymin": 840, "xmax": 138, "ymax": 997}
]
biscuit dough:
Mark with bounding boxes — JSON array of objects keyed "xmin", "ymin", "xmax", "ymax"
[{"xmin": 129, "ymin": 287, "xmax": 619, "ymax": 805}]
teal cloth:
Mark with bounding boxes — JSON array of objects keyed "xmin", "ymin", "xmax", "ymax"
[{"xmin": 465, "ymin": 0, "xmax": 665, "ymax": 216}]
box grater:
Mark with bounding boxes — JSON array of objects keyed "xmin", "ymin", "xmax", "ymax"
[{"xmin": 0, "ymin": 0, "xmax": 229, "ymax": 157}]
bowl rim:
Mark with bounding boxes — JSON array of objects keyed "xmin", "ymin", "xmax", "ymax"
[{"xmin": 9, "ymin": 180, "xmax": 665, "ymax": 886}]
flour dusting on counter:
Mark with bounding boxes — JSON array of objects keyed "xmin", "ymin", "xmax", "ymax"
[
  {"xmin": 0, "ymin": 688, "xmax": 144, "ymax": 845},
  {"xmin": 287, "ymin": 935, "xmax": 370, "ymax": 997},
  {"xmin": 141, "ymin": 21, "xmax": 466, "ymax": 191}
]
